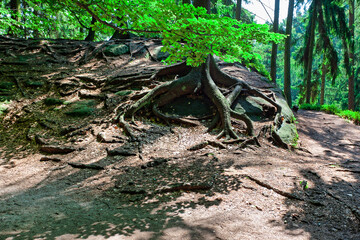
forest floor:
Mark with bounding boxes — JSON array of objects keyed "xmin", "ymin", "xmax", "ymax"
[{"xmin": 0, "ymin": 37, "xmax": 360, "ymax": 240}]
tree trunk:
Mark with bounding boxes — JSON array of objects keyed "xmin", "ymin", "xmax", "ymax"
[
  {"xmin": 182, "ymin": 0, "xmax": 191, "ymax": 3},
  {"xmin": 85, "ymin": 17, "xmax": 96, "ymax": 41},
  {"xmin": 270, "ymin": 0, "xmax": 280, "ymax": 83},
  {"xmin": 8, "ymin": 0, "xmax": 20, "ymax": 36},
  {"xmin": 348, "ymin": 0, "xmax": 355, "ymax": 110},
  {"xmin": 110, "ymin": 30, "xmax": 130, "ymax": 40},
  {"xmin": 9, "ymin": 0, "xmax": 20, "ymax": 21},
  {"xmin": 283, "ymin": 0, "xmax": 294, "ymax": 107},
  {"xmin": 193, "ymin": 0, "xmax": 211, "ymax": 14},
  {"xmin": 305, "ymin": 6, "xmax": 317, "ymax": 104},
  {"xmin": 320, "ymin": 61, "xmax": 327, "ymax": 105},
  {"xmin": 235, "ymin": 0, "xmax": 242, "ymax": 21}
]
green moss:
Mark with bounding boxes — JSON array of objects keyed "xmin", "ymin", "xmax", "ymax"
[
  {"xmin": 26, "ymin": 80, "xmax": 44, "ymax": 87},
  {"xmin": 65, "ymin": 100, "xmax": 96, "ymax": 117},
  {"xmin": 115, "ymin": 90, "xmax": 133, "ymax": 96},
  {"xmin": 44, "ymin": 97, "xmax": 64, "ymax": 106},
  {"xmin": 0, "ymin": 82, "xmax": 15, "ymax": 90}
]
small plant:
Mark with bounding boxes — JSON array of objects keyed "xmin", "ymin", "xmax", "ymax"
[{"xmin": 299, "ymin": 180, "xmax": 309, "ymax": 190}]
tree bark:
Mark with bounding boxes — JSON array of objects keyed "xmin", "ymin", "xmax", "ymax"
[
  {"xmin": 193, "ymin": 0, "xmax": 211, "ymax": 14},
  {"xmin": 85, "ymin": 17, "xmax": 96, "ymax": 41},
  {"xmin": 305, "ymin": 5, "xmax": 317, "ymax": 104},
  {"xmin": 320, "ymin": 61, "xmax": 327, "ymax": 105},
  {"xmin": 270, "ymin": 0, "xmax": 280, "ymax": 83},
  {"xmin": 348, "ymin": 0, "xmax": 355, "ymax": 110},
  {"xmin": 9, "ymin": 0, "xmax": 20, "ymax": 21},
  {"xmin": 284, "ymin": 0, "xmax": 294, "ymax": 107},
  {"xmin": 235, "ymin": 0, "xmax": 242, "ymax": 21}
]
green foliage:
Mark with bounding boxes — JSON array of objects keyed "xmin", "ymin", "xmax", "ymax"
[
  {"xmin": 299, "ymin": 103, "xmax": 360, "ymax": 125},
  {"xmin": 320, "ymin": 104, "xmax": 341, "ymax": 114},
  {"xmin": 65, "ymin": 0, "xmax": 285, "ymax": 68},
  {"xmin": 299, "ymin": 103, "xmax": 322, "ymax": 111},
  {"xmin": 338, "ymin": 110, "xmax": 360, "ymax": 124}
]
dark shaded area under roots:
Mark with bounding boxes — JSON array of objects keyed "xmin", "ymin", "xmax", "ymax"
[{"xmin": 119, "ymin": 55, "xmax": 282, "ymax": 141}]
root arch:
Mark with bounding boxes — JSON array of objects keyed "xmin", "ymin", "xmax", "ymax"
[{"xmin": 117, "ymin": 55, "xmax": 282, "ymax": 141}]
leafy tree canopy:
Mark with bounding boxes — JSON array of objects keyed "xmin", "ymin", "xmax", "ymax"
[{"xmin": 62, "ymin": 0, "xmax": 286, "ymax": 67}]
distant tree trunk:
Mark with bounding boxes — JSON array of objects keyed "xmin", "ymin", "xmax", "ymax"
[
  {"xmin": 85, "ymin": 17, "xmax": 96, "ymax": 41},
  {"xmin": 305, "ymin": 7, "xmax": 317, "ymax": 104},
  {"xmin": 8, "ymin": 0, "xmax": 20, "ymax": 35},
  {"xmin": 9, "ymin": 0, "xmax": 20, "ymax": 21},
  {"xmin": 348, "ymin": 0, "xmax": 355, "ymax": 110},
  {"xmin": 270, "ymin": 0, "xmax": 280, "ymax": 83},
  {"xmin": 235, "ymin": 0, "xmax": 242, "ymax": 21},
  {"xmin": 283, "ymin": 0, "xmax": 294, "ymax": 107},
  {"xmin": 193, "ymin": 0, "xmax": 211, "ymax": 14},
  {"xmin": 320, "ymin": 61, "xmax": 327, "ymax": 105}
]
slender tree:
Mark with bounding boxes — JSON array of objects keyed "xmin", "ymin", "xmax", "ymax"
[
  {"xmin": 298, "ymin": 0, "xmax": 348, "ymax": 104},
  {"xmin": 320, "ymin": 60, "xmax": 327, "ymax": 105},
  {"xmin": 284, "ymin": 0, "xmax": 294, "ymax": 106},
  {"xmin": 270, "ymin": 0, "xmax": 280, "ymax": 83},
  {"xmin": 235, "ymin": 0, "xmax": 242, "ymax": 20},
  {"xmin": 348, "ymin": 0, "xmax": 355, "ymax": 110}
]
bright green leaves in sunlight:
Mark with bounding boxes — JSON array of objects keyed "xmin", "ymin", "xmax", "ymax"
[
  {"xmin": 1, "ymin": 0, "xmax": 285, "ymax": 68},
  {"xmin": 68, "ymin": 0, "xmax": 286, "ymax": 67}
]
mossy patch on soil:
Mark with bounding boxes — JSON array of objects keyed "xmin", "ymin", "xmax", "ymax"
[
  {"xmin": 26, "ymin": 80, "xmax": 44, "ymax": 88},
  {"xmin": 44, "ymin": 97, "xmax": 64, "ymax": 106},
  {"xmin": 65, "ymin": 100, "xmax": 96, "ymax": 117}
]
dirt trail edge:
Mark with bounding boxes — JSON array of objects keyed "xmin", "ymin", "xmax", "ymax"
[{"xmin": 0, "ymin": 108, "xmax": 359, "ymax": 240}]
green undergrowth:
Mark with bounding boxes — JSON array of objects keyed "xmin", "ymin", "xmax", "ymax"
[{"xmin": 299, "ymin": 104, "xmax": 360, "ymax": 125}]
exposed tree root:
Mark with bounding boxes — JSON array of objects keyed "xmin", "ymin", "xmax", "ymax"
[
  {"xmin": 243, "ymin": 174, "xmax": 324, "ymax": 206},
  {"xmin": 188, "ymin": 140, "xmax": 227, "ymax": 151},
  {"xmin": 116, "ymin": 54, "xmax": 283, "ymax": 142}
]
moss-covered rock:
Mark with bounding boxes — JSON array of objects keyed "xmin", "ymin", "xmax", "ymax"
[
  {"xmin": 149, "ymin": 46, "xmax": 170, "ymax": 61},
  {"xmin": 104, "ymin": 44, "xmax": 130, "ymax": 56}
]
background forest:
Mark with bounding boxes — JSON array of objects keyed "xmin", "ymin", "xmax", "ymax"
[{"xmin": 0, "ymin": 0, "xmax": 359, "ymax": 112}]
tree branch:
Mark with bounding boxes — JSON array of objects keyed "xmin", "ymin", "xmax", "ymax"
[{"xmin": 74, "ymin": 2, "xmax": 161, "ymax": 34}]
